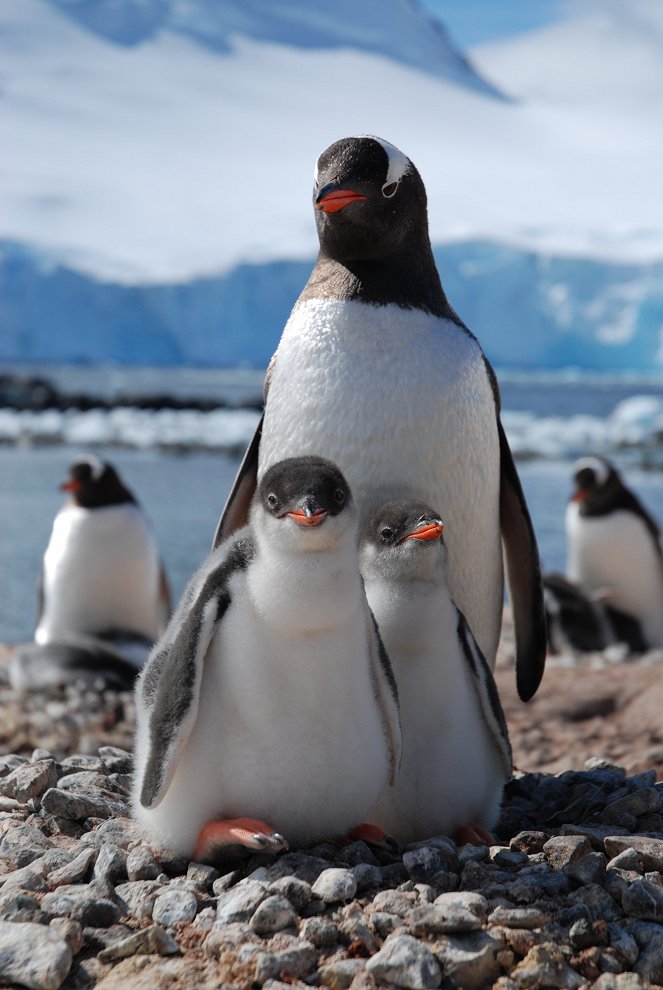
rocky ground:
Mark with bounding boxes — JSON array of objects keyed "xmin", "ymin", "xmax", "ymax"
[{"xmin": 1, "ymin": 620, "xmax": 663, "ymax": 990}]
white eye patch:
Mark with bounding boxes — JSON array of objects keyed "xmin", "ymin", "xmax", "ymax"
[
  {"xmin": 314, "ymin": 136, "xmax": 411, "ymax": 194},
  {"xmin": 572, "ymin": 456, "xmax": 610, "ymax": 487},
  {"xmin": 80, "ymin": 454, "xmax": 105, "ymax": 480}
]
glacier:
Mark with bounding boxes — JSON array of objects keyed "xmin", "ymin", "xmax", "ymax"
[{"xmin": 2, "ymin": 239, "xmax": 662, "ymax": 370}]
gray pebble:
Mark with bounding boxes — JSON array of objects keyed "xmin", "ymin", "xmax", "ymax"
[
  {"xmin": 623, "ymin": 878, "xmax": 663, "ymax": 922},
  {"xmin": 300, "ymin": 915, "xmax": 339, "ymax": 947},
  {"xmin": 41, "ymin": 883, "xmax": 120, "ymax": 927},
  {"xmin": 250, "ymin": 894, "xmax": 297, "ymax": 935},
  {"xmin": 93, "ymin": 841, "xmax": 128, "ymax": 884},
  {"xmin": 318, "ymin": 958, "xmax": 365, "ymax": 990},
  {"xmin": 0, "ymin": 759, "xmax": 60, "ymax": 803},
  {"xmin": 604, "ymin": 835, "xmax": 663, "ymax": 872},
  {"xmin": 152, "ymin": 887, "xmax": 199, "ymax": 926},
  {"xmin": 366, "ymin": 933, "xmax": 442, "ymax": 989},
  {"xmin": 41, "ymin": 787, "xmax": 126, "ymax": 821},
  {"xmin": 126, "ymin": 844, "xmax": 161, "ymax": 881},
  {"xmin": 267, "ymin": 875, "xmax": 312, "ymax": 910},
  {"xmin": 311, "ymin": 867, "xmax": 357, "ymax": 903},
  {"xmin": 216, "ymin": 879, "xmax": 268, "ymax": 924},
  {"xmin": 0, "ymin": 919, "xmax": 72, "ymax": 990},
  {"xmin": 98, "ymin": 923, "xmax": 179, "ymax": 961}
]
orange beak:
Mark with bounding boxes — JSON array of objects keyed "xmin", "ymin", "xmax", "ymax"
[
  {"xmin": 316, "ymin": 189, "xmax": 367, "ymax": 213},
  {"xmin": 61, "ymin": 480, "xmax": 81, "ymax": 492},
  {"xmin": 571, "ymin": 490, "xmax": 586, "ymax": 502},
  {"xmin": 402, "ymin": 521, "xmax": 445, "ymax": 542},
  {"xmin": 287, "ymin": 509, "xmax": 328, "ymax": 527}
]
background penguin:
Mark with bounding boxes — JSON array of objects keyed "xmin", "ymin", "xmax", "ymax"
[
  {"xmin": 26, "ymin": 456, "xmax": 171, "ymax": 686},
  {"xmin": 132, "ymin": 456, "xmax": 401, "ymax": 861},
  {"xmin": 566, "ymin": 456, "xmax": 663, "ymax": 649},
  {"xmin": 359, "ymin": 499, "xmax": 512, "ymax": 846},
  {"xmin": 214, "ymin": 135, "xmax": 546, "ymax": 702},
  {"xmin": 543, "ymin": 572, "xmax": 647, "ymax": 656}
]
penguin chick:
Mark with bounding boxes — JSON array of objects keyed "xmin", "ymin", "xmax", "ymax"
[
  {"xmin": 566, "ymin": 456, "xmax": 663, "ymax": 648},
  {"xmin": 214, "ymin": 134, "xmax": 546, "ymax": 703},
  {"xmin": 132, "ymin": 456, "xmax": 401, "ymax": 861},
  {"xmin": 35, "ymin": 455, "xmax": 171, "ymax": 650},
  {"xmin": 360, "ymin": 500, "xmax": 512, "ymax": 846}
]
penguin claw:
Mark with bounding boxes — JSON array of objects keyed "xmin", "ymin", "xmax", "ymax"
[
  {"xmin": 193, "ymin": 817, "xmax": 289, "ymax": 861},
  {"xmin": 453, "ymin": 822, "xmax": 494, "ymax": 847},
  {"xmin": 346, "ymin": 822, "xmax": 401, "ymax": 854}
]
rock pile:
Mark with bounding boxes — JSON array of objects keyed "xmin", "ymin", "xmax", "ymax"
[{"xmin": 1, "ymin": 744, "xmax": 663, "ymax": 989}]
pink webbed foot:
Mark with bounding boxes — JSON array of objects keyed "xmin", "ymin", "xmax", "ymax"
[
  {"xmin": 346, "ymin": 822, "xmax": 401, "ymax": 854},
  {"xmin": 193, "ymin": 817, "xmax": 289, "ymax": 861},
  {"xmin": 453, "ymin": 822, "xmax": 494, "ymax": 847}
]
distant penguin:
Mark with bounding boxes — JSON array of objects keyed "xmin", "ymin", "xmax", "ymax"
[
  {"xmin": 543, "ymin": 572, "xmax": 647, "ymax": 656},
  {"xmin": 566, "ymin": 456, "xmax": 663, "ymax": 649},
  {"xmin": 132, "ymin": 456, "xmax": 401, "ymax": 860},
  {"xmin": 213, "ymin": 135, "xmax": 545, "ymax": 701},
  {"xmin": 360, "ymin": 500, "xmax": 512, "ymax": 846},
  {"xmin": 35, "ymin": 456, "xmax": 171, "ymax": 649}
]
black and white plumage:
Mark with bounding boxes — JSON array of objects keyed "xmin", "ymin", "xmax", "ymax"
[
  {"xmin": 543, "ymin": 572, "xmax": 647, "ymax": 656},
  {"xmin": 34, "ymin": 456, "xmax": 171, "ymax": 648},
  {"xmin": 214, "ymin": 135, "xmax": 546, "ymax": 702},
  {"xmin": 132, "ymin": 456, "xmax": 401, "ymax": 859},
  {"xmin": 566, "ymin": 456, "xmax": 663, "ymax": 649},
  {"xmin": 360, "ymin": 500, "xmax": 512, "ymax": 845}
]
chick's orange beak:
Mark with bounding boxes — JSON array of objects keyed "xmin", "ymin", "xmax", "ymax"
[
  {"xmin": 287, "ymin": 509, "xmax": 328, "ymax": 527},
  {"xmin": 402, "ymin": 521, "xmax": 445, "ymax": 542}
]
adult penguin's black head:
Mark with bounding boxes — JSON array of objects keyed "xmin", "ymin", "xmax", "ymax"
[{"xmin": 313, "ymin": 136, "xmax": 429, "ymax": 263}]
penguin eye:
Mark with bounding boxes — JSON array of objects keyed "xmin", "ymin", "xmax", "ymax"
[
  {"xmin": 380, "ymin": 527, "xmax": 394, "ymax": 543},
  {"xmin": 382, "ymin": 180, "xmax": 399, "ymax": 199},
  {"xmin": 266, "ymin": 493, "xmax": 279, "ymax": 510},
  {"xmin": 334, "ymin": 488, "xmax": 345, "ymax": 505}
]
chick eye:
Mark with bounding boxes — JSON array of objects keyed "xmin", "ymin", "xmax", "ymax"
[
  {"xmin": 380, "ymin": 527, "xmax": 394, "ymax": 543},
  {"xmin": 334, "ymin": 488, "xmax": 345, "ymax": 505},
  {"xmin": 266, "ymin": 493, "xmax": 278, "ymax": 509},
  {"xmin": 382, "ymin": 180, "xmax": 399, "ymax": 199}
]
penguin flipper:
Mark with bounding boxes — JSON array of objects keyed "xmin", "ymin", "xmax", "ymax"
[
  {"xmin": 498, "ymin": 418, "xmax": 547, "ymax": 701},
  {"xmin": 137, "ymin": 536, "xmax": 255, "ymax": 810},
  {"xmin": 366, "ymin": 610, "xmax": 402, "ymax": 785},
  {"xmin": 456, "ymin": 610, "xmax": 512, "ymax": 780},
  {"xmin": 212, "ymin": 416, "xmax": 263, "ymax": 549}
]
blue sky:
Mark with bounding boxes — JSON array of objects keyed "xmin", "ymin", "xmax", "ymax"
[{"xmin": 421, "ymin": 0, "xmax": 564, "ymax": 47}]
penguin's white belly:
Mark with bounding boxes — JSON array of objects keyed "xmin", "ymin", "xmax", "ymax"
[
  {"xmin": 260, "ymin": 299, "xmax": 503, "ymax": 663},
  {"xmin": 367, "ymin": 586, "xmax": 504, "ymax": 843},
  {"xmin": 36, "ymin": 505, "xmax": 161, "ymax": 644},
  {"xmin": 139, "ymin": 570, "xmax": 390, "ymax": 855},
  {"xmin": 566, "ymin": 504, "xmax": 663, "ymax": 647}
]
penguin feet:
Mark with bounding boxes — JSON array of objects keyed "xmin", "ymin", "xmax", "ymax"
[
  {"xmin": 346, "ymin": 822, "xmax": 401, "ymax": 855},
  {"xmin": 193, "ymin": 817, "xmax": 289, "ymax": 861},
  {"xmin": 453, "ymin": 822, "xmax": 494, "ymax": 847}
]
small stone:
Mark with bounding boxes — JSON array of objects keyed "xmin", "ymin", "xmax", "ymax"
[
  {"xmin": 41, "ymin": 884, "xmax": 120, "ymax": 927},
  {"xmin": 608, "ymin": 922, "xmax": 639, "ymax": 967},
  {"xmin": 604, "ymin": 836, "xmax": 663, "ymax": 873},
  {"xmin": 542, "ymin": 835, "xmax": 592, "ymax": 869},
  {"xmin": 267, "ymin": 875, "xmax": 312, "ymax": 910},
  {"xmin": 366, "ymin": 934, "xmax": 441, "ymax": 989},
  {"xmin": 568, "ymin": 883, "xmax": 622, "ymax": 922},
  {"xmin": 603, "ymin": 788, "xmax": 663, "ymax": 819},
  {"xmin": 403, "ymin": 847, "xmax": 451, "ymax": 883},
  {"xmin": 339, "ymin": 913, "xmax": 378, "ymax": 954},
  {"xmin": 311, "ymin": 867, "xmax": 357, "ymax": 903},
  {"xmin": 98, "ymin": 747, "xmax": 132, "ymax": 773},
  {"xmin": 0, "ymin": 919, "xmax": 72, "ymax": 990},
  {"xmin": 216, "ymin": 879, "xmax": 268, "ymax": 924},
  {"xmin": 0, "ymin": 823, "xmax": 53, "ymax": 867},
  {"xmin": 80, "ymin": 816, "xmax": 143, "ymax": 850},
  {"xmin": 635, "ymin": 931, "xmax": 663, "ymax": 984},
  {"xmin": 98, "ymin": 923, "xmax": 180, "ymax": 961},
  {"xmin": 622, "ymin": 878, "xmax": 663, "ymax": 922},
  {"xmin": 335, "ymin": 841, "xmax": 380, "ymax": 867},
  {"xmin": 152, "ymin": 887, "xmax": 198, "ymax": 926},
  {"xmin": 254, "ymin": 941, "xmax": 317, "ymax": 983},
  {"xmin": 300, "ymin": 915, "xmax": 339, "ymax": 947},
  {"xmin": 250, "ymin": 894, "xmax": 296, "ymax": 935},
  {"xmin": 114, "ymin": 880, "xmax": 163, "ymax": 921},
  {"xmin": 490, "ymin": 847, "xmax": 529, "ymax": 868},
  {"xmin": 511, "ymin": 943, "xmax": 584, "ymax": 988},
  {"xmin": 352, "ymin": 862, "xmax": 383, "ymax": 893},
  {"xmin": 126, "ymin": 845, "xmax": 161, "ymax": 881},
  {"xmin": 47, "ymin": 847, "xmax": 98, "ymax": 888},
  {"xmin": 0, "ymin": 760, "xmax": 60, "ymax": 802},
  {"xmin": 41, "ymin": 787, "xmax": 126, "ymax": 821},
  {"xmin": 370, "ymin": 911, "xmax": 402, "ymax": 938},
  {"xmin": 93, "ymin": 842, "xmax": 128, "ymax": 885},
  {"xmin": 488, "ymin": 906, "xmax": 551, "ymax": 929},
  {"xmin": 49, "ymin": 917, "xmax": 85, "ymax": 955},
  {"xmin": 318, "ymin": 959, "xmax": 365, "ymax": 990},
  {"xmin": 429, "ymin": 931, "xmax": 502, "ymax": 990},
  {"xmin": 607, "ymin": 848, "xmax": 643, "ymax": 873},
  {"xmin": 185, "ymin": 861, "xmax": 219, "ymax": 892},
  {"xmin": 510, "ymin": 831, "xmax": 547, "ymax": 855},
  {"xmin": 564, "ymin": 851, "xmax": 606, "ymax": 885}
]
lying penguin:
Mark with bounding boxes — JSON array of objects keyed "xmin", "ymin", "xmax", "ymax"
[
  {"xmin": 11, "ymin": 456, "xmax": 171, "ymax": 692},
  {"xmin": 566, "ymin": 456, "xmax": 663, "ymax": 649},
  {"xmin": 132, "ymin": 456, "xmax": 401, "ymax": 860},
  {"xmin": 359, "ymin": 500, "xmax": 512, "ymax": 846}
]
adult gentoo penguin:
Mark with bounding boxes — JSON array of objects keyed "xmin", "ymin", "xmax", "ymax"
[
  {"xmin": 566, "ymin": 456, "xmax": 663, "ymax": 649},
  {"xmin": 132, "ymin": 456, "xmax": 401, "ymax": 860},
  {"xmin": 214, "ymin": 135, "xmax": 546, "ymax": 701},
  {"xmin": 35, "ymin": 456, "xmax": 171, "ymax": 648},
  {"xmin": 360, "ymin": 500, "xmax": 512, "ymax": 845}
]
